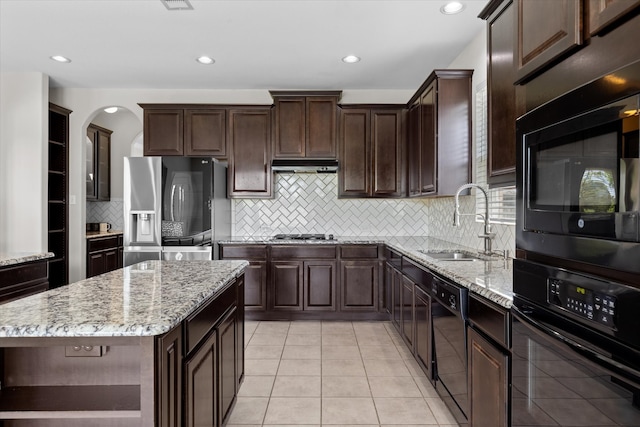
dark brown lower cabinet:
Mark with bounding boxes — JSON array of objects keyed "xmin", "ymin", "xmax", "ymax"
[
  {"xmin": 271, "ymin": 261, "xmax": 304, "ymax": 310},
  {"xmin": 244, "ymin": 261, "xmax": 267, "ymax": 310},
  {"xmin": 401, "ymin": 276, "xmax": 414, "ymax": 348},
  {"xmin": 390, "ymin": 265, "xmax": 402, "ymax": 329},
  {"xmin": 340, "ymin": 260, "xmax": 379, "ymax": 311},
  {"xmin": 86, "ymin": 234, "xmax": 123, "ymax": 278},
  {"xmin": 218, "ymin": 307, "xmax": 238, "ymax": 424},
  {"xmin": 467, "ymin": 327, "xmax": 509, "ymax": 427},
  {"xmin": 236, "ymin": 276, "xmax": 245, "ymax": 390},
  {"xmin": 185, "ymin": 330, "xmax": 217, "ymax": 427},
  {"xmin": 156, "ymin": 324, "xmax": 183, "ymax": 427},
  {"xmin": 414, "ymin": 284, "xmax": 432, "ymax": 378},
  {"xmin": 0, "ymin": 259, "xmax": 49, "ymax": 304},
  {"xmin": 304, "ymin": 261, "xmax": 337, "ymax": 311}
]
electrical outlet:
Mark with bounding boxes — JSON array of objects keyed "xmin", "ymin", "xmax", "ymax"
[{"xmin": 65, "ymin": 345, "xmax": 103, "ymax": 357}]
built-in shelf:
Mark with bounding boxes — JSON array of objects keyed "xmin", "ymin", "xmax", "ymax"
[{"xmin": 0, "ymin": 385, "xmax": 141, "ymax": 419}]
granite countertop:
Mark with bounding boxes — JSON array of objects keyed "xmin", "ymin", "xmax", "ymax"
[
  {"xmin": 221, "ymin": 235, "xmax": 513, "ymax": 308},
  {"xmin": 0, "ymin": 260, "xmax": 248, "ymax": 338},
  {"xmin": 86, "ymin": 230, "xmax": 124, "ymax": 239},
  {"xmin": 0, "ymin": 251, "xmax": 55, "ymax": 268}
]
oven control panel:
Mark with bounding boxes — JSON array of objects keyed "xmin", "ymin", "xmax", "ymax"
[{"xmin": 548, "ymin": 278, "xmax": 616, "ymax": 327}]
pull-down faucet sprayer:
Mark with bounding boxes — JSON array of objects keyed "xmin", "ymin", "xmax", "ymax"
[{"xmin": 453, "ymin": 183, "xmax": 495, "ymax": 255}]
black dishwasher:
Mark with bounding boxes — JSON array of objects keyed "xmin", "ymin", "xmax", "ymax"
[{"xmin": 432, "ymin": 275, "xmax": 468, "ymax": 426}]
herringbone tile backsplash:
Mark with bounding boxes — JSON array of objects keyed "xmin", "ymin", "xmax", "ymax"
[
  {"xmin": 87, "ymin": 199, "xmax": 124, "ymax": 230},
  {"xmin": 233, "ymin": 174, "xmax": 515, "ymax": 255}
]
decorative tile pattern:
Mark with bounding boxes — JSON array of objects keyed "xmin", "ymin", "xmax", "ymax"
[
  {"xmin": 232, "ymin": 174, "xmax": 515, "ymax": 255},
  {"xmin": 86, "ymin": 199, "xmax": 124, "ymax": 230}
]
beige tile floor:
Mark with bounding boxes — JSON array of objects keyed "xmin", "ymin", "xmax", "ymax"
[{"xmin": 227, "ymin": 320, "xmax": 459, "ymax": 427}]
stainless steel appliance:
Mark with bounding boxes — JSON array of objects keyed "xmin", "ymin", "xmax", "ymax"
[
  {"xmin": 516, "ymin": 60, "xmax": 640, "ymax": 283},
  {"xmin": 123, "ymin": 157, "xmax": 230, "ymax": 266},
  {"xmin": 271, "ymin": 233, "xmax": 334, "ymax": 241},
  {"xmin": 511, "ymin": 259, "xmax": 640, "ymax": 426},
  {"xmin": 431, "ymin": 275, "xmax": 468, "ymax": 426}
]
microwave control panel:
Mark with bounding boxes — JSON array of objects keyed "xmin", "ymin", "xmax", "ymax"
[{"xmin": 547, "ymin": 278, "xmax": 617, "ymax": 327}]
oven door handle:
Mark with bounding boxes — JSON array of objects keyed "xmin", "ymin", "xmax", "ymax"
[{"xmin": 512, "ymin": 305, "xmax": 640, "ymax": 386}]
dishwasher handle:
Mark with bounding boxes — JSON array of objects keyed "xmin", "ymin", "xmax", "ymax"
[{"xmin": 512, "ymin": 304, "xmax": 640, "ymax": 388}]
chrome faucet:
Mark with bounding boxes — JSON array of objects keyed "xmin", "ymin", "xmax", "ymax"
[{"xmin": 453, "ymin": 183, "xmax": 495, "ymax": 255}]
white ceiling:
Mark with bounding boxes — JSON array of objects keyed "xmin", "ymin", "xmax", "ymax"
[{"xmin": 0, "ymin": 0, "xmax": 487, "ymax": 90}]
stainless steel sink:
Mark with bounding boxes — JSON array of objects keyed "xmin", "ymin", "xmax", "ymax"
[{"xmin": 418, "ymin": 250, "xmax": 482, "ymax": 261}]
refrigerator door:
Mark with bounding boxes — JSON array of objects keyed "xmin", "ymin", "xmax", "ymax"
[
  {"xmin": 123, "ymin": 247, "xmax": 162, "ymax": 267},
  {"xmin": 162, "ymin": 246, "xmax": 212, "ymax": 261},
  {"xmin": 124, "ymin": 157, "xmax": 162, "ymax": 247}
]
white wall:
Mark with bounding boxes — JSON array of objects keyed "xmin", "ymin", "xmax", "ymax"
[{"xmin": 0, "ymin": 72, "xmax": 48, "ymax": 252}]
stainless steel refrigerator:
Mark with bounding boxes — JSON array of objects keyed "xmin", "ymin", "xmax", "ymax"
[{"xmin": 123, "ymin": 157, "xmax": 230, "ymax": 267}]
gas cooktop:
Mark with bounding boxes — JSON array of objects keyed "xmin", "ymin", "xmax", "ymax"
[{"xmin": 271, "ymin": 233, "xmax": 334, "ymax": 241}]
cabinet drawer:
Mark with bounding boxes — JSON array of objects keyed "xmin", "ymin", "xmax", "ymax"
[
  {"xmin": 468, "ymin": 294, "xmax": 510, "ymax": 348},
  {"xmin": 271, "ymin": 245, "xmax": 336, "ymax": 259},
  {"xmin": 340, "ymin": 245, "xmax": 379, "ymax": 259},
  {"xmin": 87, "ymin": 236, "xmax": 119, "ymax": 252},
  {"xmin": 221, "ymin": 245, "xmax": 268, "ymax": 260},
  {"xmin": 0, "ymin": 261, "xmax": 48, "ymax": 289},
  {"xmin": 185, "ymin": 281, "xmax": 237, "ymax": 355}
]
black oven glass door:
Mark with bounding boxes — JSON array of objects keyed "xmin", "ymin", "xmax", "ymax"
[
  {"xmin": 524, "ymin": 94, "xmax": 639, "ymax": 241},
  {"xmin": 511, "ymin": 307, "xmax": 640, "ymax": 426}
]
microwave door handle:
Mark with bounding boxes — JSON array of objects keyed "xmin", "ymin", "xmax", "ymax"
[{"xmin": 512, "ymin": 305, "xmax": 640, "ymax": 387}]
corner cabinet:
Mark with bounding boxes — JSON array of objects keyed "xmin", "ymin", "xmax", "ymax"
[
  {"xmin": 227, "ymin": 107, "xmax": 273, "ymax": 198},
  {"xmin": 271, "ymin": 91, "xmax": 340, "ymax": 159},
  {"xmin": 339, "ymin": 106, "xmax": 405, "ymax": 198},
  {"xmin": 48, "ymin": 103, "xmax": 71, "ymax": 288},
  {"xmin": 86, "ymin": 123, "xmax": 112, "ymax": 201},
  {"xmin": 406, "ymin": 70, "xmax": 472, "ymax": 197}
]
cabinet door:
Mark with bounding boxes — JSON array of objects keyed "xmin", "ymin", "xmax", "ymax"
[
  {"xmin": 407, "ymin": 100, "xmax": 422, "ymax": 197},
  {"xmin": 401, "ymin": 276, "xmax": 414, "ymax": 348},
  {"xmin": 86, "ymin": 126, "xmax": 98, "ymax": 200},
  {"xmin": 372, "ymin": 109, "xmax": 404, "ymax": 197},
  {"xmin": 420, "ymin": 86, "xmax": 437, "ymax": 194},
  {"xmin": 104, "ymin": 249, "xmax": 119, "ymax": 273},
  {"xmin": 96, "ymin": 128, "xmax": 111, "ymax": 200},
  {"xmin": 228, "ymin": 108, "xmax": 272, "ymax": 198},
  {"xmin": 244, "ymin": 261, "xmax": 268, "ymax": 311},
  {"xmin": 185, "ymin": 330, "xmax": 216, "ymax": 427},
  {"xmin": 414, "ymin": 285, "xmax": 432, "ymax": 379},
  {"xmin": 87, "ymin": 252, "xmax": 105, "ymax": 278},
  {"xmin": 589, "ymin": 0, "xmax": 640, "ymax": 35},
  {"xmin": 487, "ymin": 0, "xmax": 517, "ymax": 186},
  {"xmin": 156, "ymin": 325, "xmax": 182, "ymax": 427},
  {"xmin": 274, "ymin": 97, "xmax": 306, "ymax": 158},
  {"xmin": 303, "ymin": 261, "xmax": 337, "ymax": 311},
  {"xmin": 236, "ymin": 276, "xmax": 245, "ymax": 389},
  {"xmin": 218, "ymin": 308, "xmax": 237, "ymax": 425},
  {"xmin": 340, "ymin": 260, "xmax": 378, "ymax": 311},
  {"xmin": 306, "ymin": 96, "xmax": 337, "ymax": 158},
  {"xmin": 185, "ymin": 109, "xmax": 227, "ymax": 158},
  {"xmin": 339, "ymin": 109, "xmax": 371, "ymax": 197},
  {"xmin": 392, "ymin": 268, "xmax": 402, "ymax": 330},
  {"xmin": 144, "ymin": 109, "xmax": 184, "ymax": 156},
  {"xmin": 384, "ymin": 263, "xmax": 393, "ymax": 314},
  {"xmin": 514, "ymin": 0, "xmax": 583, "ymax": 84},
  {"xmin": 468, "ymin": 327, "xmax": 509, "ymax": 427},
  {"xmin": 271, "ymin": 261, "xmax": 304, "ymax": 311}
]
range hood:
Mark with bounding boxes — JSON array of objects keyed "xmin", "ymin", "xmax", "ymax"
[{"xmin": 271, "ymin": 159, "xmax": 339, "ymax": 173}]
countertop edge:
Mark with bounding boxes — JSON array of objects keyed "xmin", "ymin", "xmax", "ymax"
[{"xmin": 0, "ymin": 252, "xmax": 55, "ymax": 267}]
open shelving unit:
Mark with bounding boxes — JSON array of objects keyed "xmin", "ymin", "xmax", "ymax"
[{"xmin": 48, "ymin": 103, "xmax": 71, "ymax": 288}]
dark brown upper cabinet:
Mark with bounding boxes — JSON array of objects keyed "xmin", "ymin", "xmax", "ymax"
[
  {"xmin": 86, "ymin": 123, "xmax": 112, "ymax": 201},
  {"xmin": 407, "ymin": 70, "xmax": 472, "ymax": 197},
  {"xmin": 227, "ymin": 107, "xmax": 273, "ymax": 198},
  {"xmin": 270, "ymin": 91, "xmax": 341, "ymax": 159},
  {"xmin": 514, "ymin": 0, "xmax": 583, "ymax": 84},
  {"xmin": 589, "ymin": 0, "xmax": 640, "ymax": 36},
  {"xmin": 480, "ymin": 0, "xmax": 518, "ymax": 187},
  {"xmin": 339, "ymin": 106, "xmax": 405, "ymax": 198},
  {"xmin": 140, "ymin": 105, "xmax": 227, "ymax": 158}
]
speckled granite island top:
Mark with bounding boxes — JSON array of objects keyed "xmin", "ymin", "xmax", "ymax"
[
  {"xmin": 221, "ymin": 235, "xmax": 513, "ymax": 308},
  {"xmin": 0, "ymin": 251, "xmax": 54, "ymax": 267},
  {"xmin": 0, "ymin": 260, "xmax": 248, "ymax": 338}
]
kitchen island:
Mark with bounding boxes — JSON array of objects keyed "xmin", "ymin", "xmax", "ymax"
[{"xmin": 0, "ymin": 259, "xmax": 248, "ymax": 427}]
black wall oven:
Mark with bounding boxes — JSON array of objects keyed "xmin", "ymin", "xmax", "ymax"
[{"xmin": 516, "ymin": 60, "xmax": 640, "ymax": 283}]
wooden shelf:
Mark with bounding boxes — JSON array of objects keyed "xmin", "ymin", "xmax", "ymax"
[
  {"xmin": 48, "ymin": 140, "xmax": 66, "ymax": 146},
  {"xmin": 0, "ymin": 385, "xmax": 141, "ymax": 419}
]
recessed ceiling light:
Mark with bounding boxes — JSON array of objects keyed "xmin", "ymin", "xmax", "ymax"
[
  {"xmin": 50, "ymin": 55, "xmax": 71, "ymax": 63},
  {"xmin": 104, "ymin": 107, "xmax": 118, "ymax": 114},
  {"xmin": 342, "ymin": 55, "xmax": 361, "ymax": 64},
  {"xmin": 440, "ymin": 1, "xmax": 465, "ymax": 15},
  {"xmin": 196, "ymin": 56, "xmax": 215, "ymax": 65}
]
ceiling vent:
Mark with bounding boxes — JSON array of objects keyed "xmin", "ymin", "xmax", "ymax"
[{"xmin": 161, "ymin": 0, "xmax": 193, "ymax": 10}]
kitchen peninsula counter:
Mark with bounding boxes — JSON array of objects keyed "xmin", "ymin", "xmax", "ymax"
[
  {"xmin": 220, "ymin": 236, "xmax": 513, "ymax": 308},
  {"xmin": 0, "ymin": 260, "xmax": 248, "ymax": 427}
]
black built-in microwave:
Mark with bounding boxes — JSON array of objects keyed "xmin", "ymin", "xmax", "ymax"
[{"xmin": 516, "ymin": 60, "xmax": 640, "ymax": 285}]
